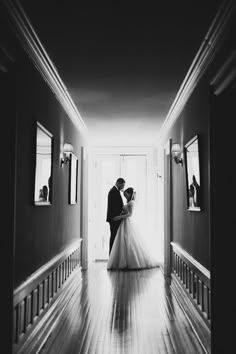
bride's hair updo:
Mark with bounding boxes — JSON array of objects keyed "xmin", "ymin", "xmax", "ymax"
[{"xmin": 124, "ymin": 187, "xmax": 136, "ymax": 201}]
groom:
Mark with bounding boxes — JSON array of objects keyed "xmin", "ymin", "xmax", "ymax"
[{"xmin": 106, "ymin": 178, "xmax": 126, "ymax": 254}]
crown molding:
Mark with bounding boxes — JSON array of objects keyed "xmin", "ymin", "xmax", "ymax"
[
  {"xmin": 2, "ymin": 0, "xmax": 88, "ymax": 137},
  {"xmin": 157, "ymin": 0, "xmax": 236, "ymax": 145}
]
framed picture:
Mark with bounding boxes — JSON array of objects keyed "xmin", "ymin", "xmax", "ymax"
[
  {"xmin": 69, "ymin": 153, "xmax": 78, "ymax": 204},
  {"xmin": 184, "ymin": 134, "xmax": 201, "ymax": 211},
  {"xmin": 34, "ymin": 122, "xmax": 53, "ymax": 206}
]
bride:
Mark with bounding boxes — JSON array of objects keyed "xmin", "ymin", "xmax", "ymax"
[{"xmin": 107, "ymin": 187, "xmax": 159, "ymax": 270}]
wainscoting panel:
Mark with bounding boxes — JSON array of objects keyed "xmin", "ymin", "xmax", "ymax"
[
  {"xmin": 171, "ymin": 242, "xmax": 211, "ymax": 326},
  {"xmin": 13, "ymin": 239, "xmax": 82, "ymax": 353},
  {"xmin": 170, "ymin": 242, "xmax": 211, "ymax": 353}
]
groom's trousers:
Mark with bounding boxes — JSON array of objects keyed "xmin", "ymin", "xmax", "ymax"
[{"xmin": 109, "ymin": 220, "xmax": 121, "ymax": 255}]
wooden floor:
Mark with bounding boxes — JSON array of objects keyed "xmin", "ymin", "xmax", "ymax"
[{"xmin": 39, "ymin": 262, "xmax": 206, "ymax": 354}]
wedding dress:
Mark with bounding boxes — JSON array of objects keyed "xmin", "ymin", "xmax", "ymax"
[{"xmin": 107, "ymin": 200, "xmax": 159, "ymax": 270}]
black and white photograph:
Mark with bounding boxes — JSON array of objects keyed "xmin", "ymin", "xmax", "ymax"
[
  {"xmin": 185, "ymin": 135, "xmax": 201, "ymax": 211},
  {"xmin": 34, "ymin": 122, "xmax": 53, "ymax": 206},
  {"xmin": 1, "ymin": 1, "xmax": 236, "ymax": 353}
]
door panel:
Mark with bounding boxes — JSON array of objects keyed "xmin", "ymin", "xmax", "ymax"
[{"xmin": 121, "ymin": 155, "xmax": 147, "ymax": 233}]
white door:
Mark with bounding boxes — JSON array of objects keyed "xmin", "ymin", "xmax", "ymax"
[
  {"xmin": 121, "ymin": 155, "xmax": 147, "ymax": 234},
  {"xmin": 92, "ymin": 154, "xmax": 147, "ymax": 260}
]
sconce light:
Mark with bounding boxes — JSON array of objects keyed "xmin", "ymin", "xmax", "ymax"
[
  {"xmin": 61, "ymin": 143, "xmax": 74, "ymax": 166},
  {"xmin": 171, "ymin": 143, "xmax": 183, "ymax": 166}
]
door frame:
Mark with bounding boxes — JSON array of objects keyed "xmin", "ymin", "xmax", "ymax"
[
  {"xmin": 164, "ymin": 139, "xmax": 173, "ymax": 282},
  {"xmin": 80, "ymin": 146, "xmax": 89, "ymax": 270},
  {"xmin": 88, "ymin": 146, "xmax": 154, "ymax": 262}
]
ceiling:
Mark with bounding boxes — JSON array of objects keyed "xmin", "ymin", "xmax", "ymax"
[{"xmin": 20, "ymin": 1, "xmax": 221, "ymax": 146}]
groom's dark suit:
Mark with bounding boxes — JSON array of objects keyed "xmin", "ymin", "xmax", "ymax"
[{"xmin": 106, "ymin": 186, "xmax": 124, "ymax": 254}]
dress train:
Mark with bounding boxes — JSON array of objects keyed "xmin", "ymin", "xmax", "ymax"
[{"xmin": 107, "ymin": 203, "xmax": 159, "ymax": 270}]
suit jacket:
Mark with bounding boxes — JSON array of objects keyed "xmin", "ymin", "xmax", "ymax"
[{"xmin": 106, "ymin": 186, "xmax": 124, "ymax": 223}]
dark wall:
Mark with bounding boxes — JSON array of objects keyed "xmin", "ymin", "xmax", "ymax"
[
  {"xmin": 170, "ymin": 78, "xmax": 210, "ymax": 269},
  {"xmin": 211, "ymin": 82, "xmax": 235, "ymax": 354},
  {"xmin": 209, "ymin": 10, "xmax": 236, "ymax": 353},
  {"xmin": 1, "ymin": 8, "xmax": 17, "ymax": 350},
  {"xmin": 13, "ymin": 44, "xmax": 87, "ymax": 288}
]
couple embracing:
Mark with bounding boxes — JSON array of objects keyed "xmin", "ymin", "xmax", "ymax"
[{"xmin": 106, "ymin": 178, "xmax": 159, "ymax": 270}]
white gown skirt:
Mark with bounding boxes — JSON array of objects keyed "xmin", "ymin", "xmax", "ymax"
[{"xmin": 107, "ymin": 217, "xmax": 159, "ymax": 270}]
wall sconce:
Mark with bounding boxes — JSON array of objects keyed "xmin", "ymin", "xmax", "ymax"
[
  {"xmin": 171, "ymin": 143, "xmax": 183, "ymax": 166},
  {"xmin": 61, "ymin": 143, "xmax": 74, "ymax": 166}
]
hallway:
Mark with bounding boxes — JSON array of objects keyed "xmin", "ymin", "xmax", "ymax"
[
  {"xmin": 1, "ymin": 1, "xmax": 236, "ymax": 353},
  {"xmin": 38, "ymin": 262, "xmax": 205, "ymax": 354}
]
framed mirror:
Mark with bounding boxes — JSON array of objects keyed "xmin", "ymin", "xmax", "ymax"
[
  {"xmin": 184, "ymin": 134, "xmax": 201, "ymax": 211},
  {"xmin": 34, "ymin": 122, "xmax": 53, "ymax": 206},
  {"xmin": 69, "ymin": 153, "xmax": 78, "ymax": 204}
]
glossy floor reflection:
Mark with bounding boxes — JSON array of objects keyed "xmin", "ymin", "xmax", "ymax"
[{"xmin": 39, "ymin": 262, "xmax": 206, "ymax": 354}]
